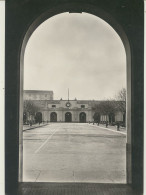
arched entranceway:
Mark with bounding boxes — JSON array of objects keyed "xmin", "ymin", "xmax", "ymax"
[
  {"xmin": 65, "ymin": 112, "xmax": 72, "ymax": 122},
  {"xmin": 35, "ymin": 112, "xmax": 42, "ymax": 123},
  {"xmin": 13, "ymin": 1, "xmax": 143, "ymax": 193},
  {"xmin": 79, "ymin": 112, "xmax": 86, "ymax": 123},
  {"xmin": 50, "ymin": 112, "xmax": 57, "ymax": 122}
]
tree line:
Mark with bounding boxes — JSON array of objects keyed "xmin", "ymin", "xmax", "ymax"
[
  {"xmin": 23, "ymin": 100, "xmax": 42, "ymax": 124},
  {"xmin": 92, "ymin": 88, "xmax": 126, "ymax": 126}
]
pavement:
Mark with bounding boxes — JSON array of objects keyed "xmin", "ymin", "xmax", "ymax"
[
  {"xmin": 23, "ymin": 123, "xmax": 126, "ymax": 183},
  {"xmin": 89, "ymin": 123, "xmax": 126, "ymax": 134}
]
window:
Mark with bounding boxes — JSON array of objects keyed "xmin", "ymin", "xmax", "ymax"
[
  {"xmin": 81, "ymin": 105, "xmax": 85, "ymax": 108},
  {"xmin": 52, "ymin": 105, "xmax": 56, "ymax": 108}
]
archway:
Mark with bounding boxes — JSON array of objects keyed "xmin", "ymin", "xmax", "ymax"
[
  {"xmin": 79, "ymin": 112, "xmax": 86, "ymax": 123},
  {"xmin": 16, "ymin": 2, "xmax": 140, "ymax": 192},
  {"xmin": 4, "ymin": 1, "xmax": 144, "ymax": 194},
  {"xmin": 21, "ymin": 11, "xmax": 129, "ymax": 183},
  {"xmin": 65, "ymin": 112, "xmax": 72, "ymax": 122},
  {"xmin": 21, "ymin": 11, "xmax": 129, "ymax": 185},
  {"xmin": 50, "ymin": 112, "xmax": 57, "ymax": 122}
]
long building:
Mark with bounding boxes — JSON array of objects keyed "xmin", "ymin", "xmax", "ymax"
[
  {"xmin": 24, "ymin": 90, "xmax": 53, "ymax": 100},
  {"xmin": 23, "ymin": 90, "xmax": 124, "ymax": 123}
]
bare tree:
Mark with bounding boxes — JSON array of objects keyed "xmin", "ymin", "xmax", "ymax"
[
  {"xmin": 115, "ymin": 88, "xmax": 126, "ymax": 112},
  {"xmin": 23, "ymin": 100, "xmax": 39, "ymax": 115},
  {"xmin": 23, "ymin": 100, "xmax": 39, "ymax": 124},
  {"xmin": 115, "ymin": 88, "xmax": 126, "ymax": 125},
  {"xmin": 93, "ymin": 100, "xmax": 117, "ymax": 123}
]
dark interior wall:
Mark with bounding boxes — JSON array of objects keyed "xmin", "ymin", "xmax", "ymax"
[{"xmin": 5, "ymin": 0, "xmax": 144, "ymax": 193}]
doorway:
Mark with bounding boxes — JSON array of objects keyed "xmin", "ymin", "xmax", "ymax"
[
  {"xmin": 79, "ymin": 112, "xmax": 86, "ymax": 123},
  {"xmin": 65, "ymin": 112, "xmax": 72, "ymax": 122},
  {"xmin": 50, "ymin": 112, "xmax": 57, "ymax": 122}
]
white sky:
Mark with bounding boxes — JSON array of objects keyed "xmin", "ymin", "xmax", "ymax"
[{"xmin": 24, "ymin": 12, "xmax": 126, "ymax": 100}]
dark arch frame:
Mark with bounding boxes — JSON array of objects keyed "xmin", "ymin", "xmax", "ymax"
[
  {"xmin": 50, "ymin": 112, "xmax": 57, "ymax": 122},
  {"xmin": 20, "ymin": 4, "xmax": 132, "ymax": 184},
  {"xmin": 5, "ymin": 1, "xmax": 143, "ymax": 194}
]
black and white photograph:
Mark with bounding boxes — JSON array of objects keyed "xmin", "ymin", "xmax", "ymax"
[
  {"xmin": 2, "ymin": 1, "xmax": 144, "ymax": 195},
  {"xmin": 23, "ymin": 12, "xmax": 127, "ymax": 184}
]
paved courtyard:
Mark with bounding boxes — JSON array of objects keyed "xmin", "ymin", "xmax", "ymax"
[{"xmin": 23, "ymin": 123, "xmax": 126, "ymax": 183}]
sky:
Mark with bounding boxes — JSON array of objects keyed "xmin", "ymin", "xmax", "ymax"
[{"xmin": 24, "ymin": 12, "xmax": 126, "ymax": 100}]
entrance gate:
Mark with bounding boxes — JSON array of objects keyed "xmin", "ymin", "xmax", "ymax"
[
  {"xmin": 79, "ymin": 112, "xmax": 86, "ymax": 123},
  {"xmin": 65, "ymin": 112, "xmax": 72, "ymax": 122},
  {"xmin": 50, "ymin": 112, "xmax": 57, "ymax": 122}
]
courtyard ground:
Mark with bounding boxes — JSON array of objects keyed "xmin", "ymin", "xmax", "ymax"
[{"xmin": 23, "ymin": 123, "xmax": 126, "ymax": 183}]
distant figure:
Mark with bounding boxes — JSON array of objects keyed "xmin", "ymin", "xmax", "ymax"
[
  {"xmin": 98, "ymin": 121, "xmax": 100, "ymax": 126},
  {"xmin": 117, "ymin": 122, "xmax": 120, "ymax": 131},
  {"xmin": 106, "ymin": 121, "xmax": 108, "ymax": 128},
  {"xmin": 89, "ymin": 121, "xmax": 90, "ymax": 124}
]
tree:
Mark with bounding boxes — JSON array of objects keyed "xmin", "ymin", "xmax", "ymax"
[
  {"xmin": 116, "ymin": 88, "xmax": 126, "ymax": 102},
  {"xmin": 23, "ymin": 100, "xmax": 39, "ymax": 115},
  {"xmin": 23, "ymin": 100, "xmax": 39, "ymax": 123},
  {"xmin": 93, "ymin": 100, "xmax": 117, "ymax": 123},
  {"xmin": 93, "ymin": 103, "xmax": 102, "ymax": 122},
  {"xmin": 35, "ymin": 112, "xmax": 42, "ymax": 124},
  {"xmin": 115, "ymin": 88, "xmax": 126, "ymax": 125}
]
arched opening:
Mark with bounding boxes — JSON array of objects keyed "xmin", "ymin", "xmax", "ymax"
[
  {"xmin": 50, "ymin": 112, "xmax": 57, "ymax": 122},
  {"xmin": 35, "ymin": 112, "xmax": 42, "ymax": 124},
  {"xmin": 19, "ymin": 3, "xmax": 132, "ymax": 187},
  {"xmin": 4, "ymin": 0, "xmax": 144, "ymax": 193},
  {"xmin": 79, "ymin": 112, "xmax": 86, "ymax": 123},
  {"xmin": 65, "ymin": 112, "xmax": 72, "ymax": 122}
]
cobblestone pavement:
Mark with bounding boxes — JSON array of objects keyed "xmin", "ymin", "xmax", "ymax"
[{"xmin": 23, "ymin": 123, "xmax": 126, "ymax": 183}]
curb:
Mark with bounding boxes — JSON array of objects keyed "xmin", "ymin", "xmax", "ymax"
[
  {"xmin": 88, "ymin": 124, "xmax": 126, "ymax": 135},
  {"xmin": 23, "ymin": 124, "xmax": 48, "ymax": 131}
]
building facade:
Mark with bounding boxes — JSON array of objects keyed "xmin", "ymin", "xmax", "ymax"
[
  {"xmin": 24, "ymin": 90, "xmax": 53, "ymax": 100},
  {"xmin": 23, "ymin": 90, "xmax": 124, "ymax": 124}
]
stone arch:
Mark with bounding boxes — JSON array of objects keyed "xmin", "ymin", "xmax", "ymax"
[
  {"xmin": 79, "ymin": 112, "xmax": 86, "ymax": 123},
  {"xmin": 50, "ymin": 112, "xmax": 57, "ymax": 122},
  {"xmin": 15, "ymin": 2, "xmax": 143, "ymax": 192},
  {"xmin": 65, "ymin": 112, "xmax": 72, "ymax": 122}
]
